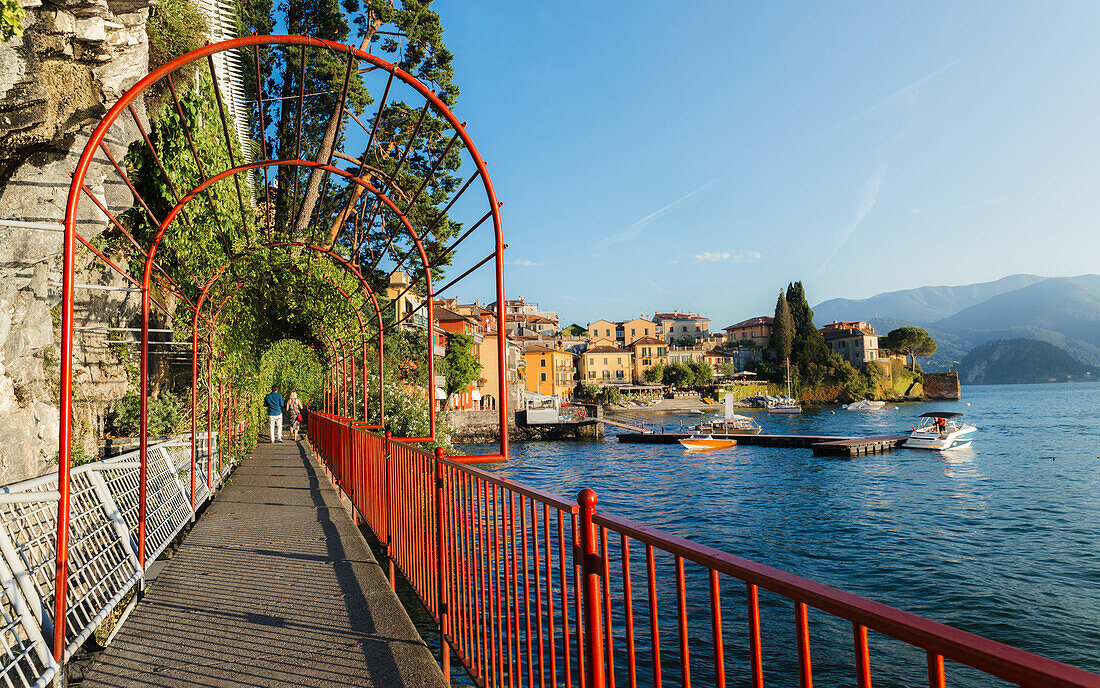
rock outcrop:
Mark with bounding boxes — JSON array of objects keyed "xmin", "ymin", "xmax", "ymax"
[{"xmin": 0, "ymin": 0, "xmax": 152, "ymax": 483}]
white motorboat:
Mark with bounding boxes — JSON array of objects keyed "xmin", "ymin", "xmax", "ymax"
[
  {"xmin": 767, "ymin": 359, "xmax": 801, "ymax": 414},
  {"xmin": 844, "ymin": 399, "xmax": 886, "ymax": 411},
  {"xmin": 696, "ymin": 395, "xmax": 762, "ymax": 434},
  {"xmin": 903, "ymin": 412, "xmax": 977, "ymax": 450}
]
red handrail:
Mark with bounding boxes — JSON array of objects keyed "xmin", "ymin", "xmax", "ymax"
[{"xmin": 308, "ymin": 412, "xmax": 1100, "ymax": 688}]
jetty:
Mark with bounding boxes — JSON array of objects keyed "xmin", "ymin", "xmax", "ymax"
[{"xmin": 617, "ymin": 432, "xmax": 910, "ymax": 456}]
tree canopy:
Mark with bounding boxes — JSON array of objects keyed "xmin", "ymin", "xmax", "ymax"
[
  {"xmin": 882, "ymin": 327, "xmax": 938, "ymax": 370},
  {"xmin": 771, "ymin": 290, "xmax": 793, "ymax": 362}
]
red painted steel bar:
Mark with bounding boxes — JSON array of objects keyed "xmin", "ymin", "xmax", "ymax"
[
  {"xmin": 578, "ymin": 489, "xmax": 606, "ymax": 688},
  {"xmin": 796, "ymin": 601, "xmax": 813, "ymax": 688}
]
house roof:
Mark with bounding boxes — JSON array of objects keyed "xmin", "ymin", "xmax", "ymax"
[
  {"xmin": 725, "ymin": 316, "xmax": 773, "ymax": 330},
  {"xmin": 821, "ymin": 324, "xmax": 878, "ymax": 338},
  {"xmin": 434, "ymin": 306, "xmax": 479, "ymax": 325},
  {"xmin": 586, "ymin": 345, "xmax": 628, "ymax": 354},
  {"xmin": 630, "ymin": 336, "xmax": 665, "ymax": 346},
  {"xmin": 523, "ymin": 345, "xmax": 564, "ymax": 354}
]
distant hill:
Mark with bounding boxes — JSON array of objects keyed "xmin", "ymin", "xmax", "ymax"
[
  {"xmin": 959, "ymin": 338, "xmax": 1094, "ymax": 385},
  {"xmin": 813, "ymin": 274, "xmax": 1100, "ymax": 368},
  {"xmin": 932, "ymin": 278, "xmax": 1100, "ymax": 366},
  {"xmin": 813, "ymin": 274, "xmax": 1046, "ymax": 324}
]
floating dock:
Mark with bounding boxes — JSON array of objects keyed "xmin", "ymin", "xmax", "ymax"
[{"xmin": 617, "ymin": 432, "xmax": 910, "ymax": 456}]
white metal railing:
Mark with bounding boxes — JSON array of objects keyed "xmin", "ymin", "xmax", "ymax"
[{"xmin": 0, "ymin": 434, "xmax": 228, "ymax": 687}]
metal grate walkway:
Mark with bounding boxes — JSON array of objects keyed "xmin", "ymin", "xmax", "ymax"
[{"xmin": 80, "ymin": 440, "xmax": 446, "ymax": 688}]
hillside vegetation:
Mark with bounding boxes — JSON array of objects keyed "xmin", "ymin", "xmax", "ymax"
[
  {"xmin": 960, "ymin": 339, "xmax": 1094, "ymax": 385},
  {"xmin": 815, "ymin": 274, "xmax": 1100, "ymax": 367}
]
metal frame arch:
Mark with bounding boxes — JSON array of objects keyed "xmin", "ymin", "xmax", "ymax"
[
  {"xmin": 183, "ymin": 243, "xmax": 386, "ymax": 507},
  {"xmin": 59, "ymin": 36, "xmax": 508, "ymax": 661}
]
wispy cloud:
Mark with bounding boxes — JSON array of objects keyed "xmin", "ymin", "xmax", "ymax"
[
  {"xmin": 595, "ymin": 175, "xmax": 727, "ymax": 249},
  {"xmin": 817, "ymin": 163, "xmax": 886, "ymax": 275},
  {"xmin": 695, "ymin": 251, "xmax": 732, "ymax": 262},
  {"xmin": 508, "ymin": 259, "xmax": 544, "ymax": 267},
  {"xmin": 647, "ymin": 279, "xmax": 667, "ymax": 293},
  {"xmin": 856, "ymin": 60, "xmax": 959, "ymax": 119},
  {"xmin": 692, "ymin": 250, "xmax": 762, "ymax": 263},
  {"xmin": 813, "ymin": 60, "xmax": 958, "ymax": 141}
]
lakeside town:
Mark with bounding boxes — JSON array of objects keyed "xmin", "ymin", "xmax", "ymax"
[{"xmin": 394, "ymin": 270, "xmax": 946, "ymax": 417}]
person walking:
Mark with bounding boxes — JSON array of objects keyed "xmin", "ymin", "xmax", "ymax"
[
  {"xmin": 287, "ymin": 391, "xmax": 303, "ymax": 441},
  {"xmin": 264, "ymin": 385, "xmax": 284, "ymax": 442}
]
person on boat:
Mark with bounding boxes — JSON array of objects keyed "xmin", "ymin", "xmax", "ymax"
[{"xmin": 935, "ymin": 416, "xmax": 947, "ymax": 437}]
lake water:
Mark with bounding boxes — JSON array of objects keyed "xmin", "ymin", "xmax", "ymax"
[{"xmin": 462, "ymin": 382, "xmax": 1100, "ymax": 685}]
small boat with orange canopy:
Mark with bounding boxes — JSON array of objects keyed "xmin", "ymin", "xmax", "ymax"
[{"xmin": 678, "ymin": 434, "xmax": 737, "ymax": 451}]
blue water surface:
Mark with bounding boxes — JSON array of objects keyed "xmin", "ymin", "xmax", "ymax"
[{"xmin": 462, "ymin": 382, "xmax": 1100, "ymax": 685}]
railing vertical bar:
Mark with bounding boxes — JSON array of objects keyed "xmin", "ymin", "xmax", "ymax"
[
  {"xmin": 747, "ymin": 583, "xmax": 764, "ymax": 688},
  {"xmin": 558, "ymin": 509, "xmax": 573, "ymax": 688},
  {"xmin": 854, "ymin": 623, "xmax": 872, "ymax": 688},
  {"xmin": 709, "ymin": 570, "xmax": 725, "ymax": 688},
  {"xmin": 521, "ymin": 496, "xmax": 535, "ymax": 688},
  {"xmin": 533, "ymin": 498, "xmax": 547, "ymax": 688},
  {"xmin": 600, "ymin": 526, "xmax": 616, "ymax": 688},
  {"xmin": 493, "ymin": 482, "xmax": 504, "ymax": 687},
  {"xmin": 926, "ymin": 651, "xmax": 945, "ymax": 688},
  {"xmin": 573, "ymin": 511, "xmax": 586, "ymax": 688},
  {"xmin": 675, "ymin": 555, "xmax": 691, "ymax": 688},
  {"xmin": 796, "ymin": 601, "xmax": 813, "ymax": 688},
  {"xmin": 646, "ymin": 544, "xmax": 663, "ymax": 688},
  {"xmin": 621, "ymin": 536, "xmax": 638, "ymax": 688},
  {"xmin": 506, "ymin": 489, "xmax": 518, "ymax": 688}
]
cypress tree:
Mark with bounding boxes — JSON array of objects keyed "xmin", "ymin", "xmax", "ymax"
[
  {"xmin": 786, "ymin": 281, "xmax": 831, "ymax": 368},
  {"xmin": 771, "ymin": 291, "xmax": 793, "ymax": 362}
]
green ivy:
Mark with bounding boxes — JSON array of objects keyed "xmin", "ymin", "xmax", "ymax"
[{"xmin": 1, "ymin": 0, "xmax": 24, "ymax": 41}]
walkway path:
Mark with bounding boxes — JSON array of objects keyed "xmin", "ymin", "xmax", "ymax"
[{"xmin": 80, "ymin": 439, "xmax": 446, "ymax": 688}]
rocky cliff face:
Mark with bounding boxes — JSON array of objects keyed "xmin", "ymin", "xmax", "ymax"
[{"xmin": 0, "ymin": 0, "xmax": 152, "ymax": 483}]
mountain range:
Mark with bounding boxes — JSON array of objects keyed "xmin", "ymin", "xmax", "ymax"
[{"xmin": 813, "ymin": 274, "xmax": 1100, "ymax": 368}]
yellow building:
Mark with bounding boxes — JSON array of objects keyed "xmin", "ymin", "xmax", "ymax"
[
  {"xmin": 620, "ymin": 318, "xmax": 657, "ymax": 346},
  {"xmin": 580, "ymin": 345, "xmax": 632, "ymax": 385},
  {"xmin": 587, "ymin": 318, "xmax": 658, "ymax": 347},
  {"xmin": 630, "ymin": 336, "xmax": 667, "ymax": 383},
  {"xmin": 587, "ymin": 320, "xmax": 617, "ymax": 346},
  {"xmin": 522, "ymin": 345, "xmax": 575, "ymax": 398}
]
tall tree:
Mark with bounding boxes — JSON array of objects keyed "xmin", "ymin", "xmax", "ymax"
[
  {"xmin": 771, "ymin": 291, "xmax": 793, "ymax": 362},
  {"xmin": 439, "ymin": 332, "xmax": 482, "ymax": 396},
  {"xmin": 882, "ymin": 327, "xmax": 937, "ymax": 371},
  {"xmin": 786, "ymin": 281, "xmax": 830, "ymax": 369}
]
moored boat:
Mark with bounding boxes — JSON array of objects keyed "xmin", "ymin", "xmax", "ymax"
[
  {"xmin": 903, "ymin": 412, "xmax": 977, "ymax": 450},
  {"xmin": 844, "ymin": 399, "xmax": 886, "ymax": 410},
  {"xmin": 768, "ymin": 358, "xmax": 802, "ymax": 414},
  {"xmin": 695, "ymin": 415, "xmax": 762, "ymax": 435},
  {"xmin": 697, "ymin": 394, "xmax": 763, "ymax": 434},
  {"xmin": 678, "ymin": 434, "xmax": 737, "ymax": 450}
]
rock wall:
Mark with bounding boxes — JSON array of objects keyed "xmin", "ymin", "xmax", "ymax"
[
  {"xmin": 923, "ymin": 372, "xmax": 961, "ymax": 400},
  {"xmin": 0, "ymin": 0, "xmax": 152, "ymax": 483},
  {"xmin": 446, "ymin": 409, "xmax": 604, "ymax": 444}
]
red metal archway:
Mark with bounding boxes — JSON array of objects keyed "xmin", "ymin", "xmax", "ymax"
[{"xmin": 58, "ymin": 35, "xmax": 510, "ymax": 660}]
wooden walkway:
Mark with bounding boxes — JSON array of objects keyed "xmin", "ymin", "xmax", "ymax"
[
  {"xmin": 79, "ymin": 440, "xmax": 446, "ymax": 688},
  {"xmin": 618, "ymin": 432, "xmax": 910, "ymax": 456}
]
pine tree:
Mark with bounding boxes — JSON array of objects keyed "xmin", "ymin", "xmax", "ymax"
[{"xmin": 771, "ymin": 291, "xmax": 793, "ymax": 362}]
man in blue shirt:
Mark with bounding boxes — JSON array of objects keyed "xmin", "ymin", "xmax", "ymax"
[{"xmin": 264, "ymin": 385, "xmax": 284, "ymax": 443}]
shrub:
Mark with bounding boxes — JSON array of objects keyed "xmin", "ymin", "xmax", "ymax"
[{"xmin": 107, "ymin": 392, "xmax": 184, "ymax": 437}]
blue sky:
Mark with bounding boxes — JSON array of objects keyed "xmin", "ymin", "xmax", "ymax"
[{"xmin": 393, "ymin": 2, "xmax": 1100, "ymax": 328}]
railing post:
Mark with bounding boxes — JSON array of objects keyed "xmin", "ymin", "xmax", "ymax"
[
  {"xmin": 434, "ymin": 446, "xmax": 451, "ymax": 681},
  {"xmin": 384, "ymin": 430, "xmax": 395, "ymax": 587},
  {"xmin": 578, "ymin": 488, "xmax": 607, "ymax": 688}
]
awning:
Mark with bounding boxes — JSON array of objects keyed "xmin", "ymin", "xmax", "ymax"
[
  {"xmin": 471, "ymin": 389, "xmax": 482, "ymax": 402},
  {"xmin": 434, "ymin": 387, "xmax": 446, "ymax": 399}
]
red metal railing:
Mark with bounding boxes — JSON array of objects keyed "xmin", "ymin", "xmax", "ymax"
[{"xmin": 309, "ymin": 412, "xmax": 1100, "ymax": 688}]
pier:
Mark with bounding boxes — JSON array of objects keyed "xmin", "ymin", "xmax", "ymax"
[{"xmin": 617, "ymin": 431, "xmax": 910, "ymax": 455}]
